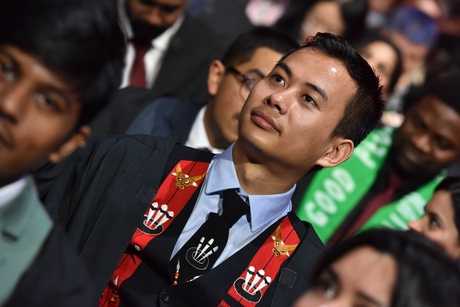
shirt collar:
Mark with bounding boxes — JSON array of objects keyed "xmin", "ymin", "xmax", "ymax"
[
  {"xmin": 205, "ymin": 144, "xmax": 294, "ymax": 232},
  {"xmin": 0, "ymin": 176, "xmax": 28, "ymax": 209}
]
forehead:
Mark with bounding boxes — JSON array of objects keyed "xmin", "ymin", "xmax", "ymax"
[
  {"xmin": 281, "ymin": 48, "xmax": 356, "ymax": 103},
  {"xmin": 365, "ymin": 41, "xmax": 396, "ymax": 59},
  {"xmin": 236, "ymin": 47, "xmax": 282, "ymax": 72},
  {"xmin": 333, "ymin": 247, "xmax": 396, "ymax": 302},
  {"xmin": 427, "ymin": 189, "xmax": 454, "ymax": 212},
  {"xmin": 411, "ymin": 95, "xmax": 460, "ymax": 132}
]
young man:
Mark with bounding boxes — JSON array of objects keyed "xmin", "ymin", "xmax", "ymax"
[
  {"xmin": 293, "ymin": 72, "xmax": 460, "ymax": 246},
  {"xmin": 37, "ymin": 33, "xmax": 383, "ymax": 306},
  {"xmin": 0, "ymin": 0, "xmax": 125, "ymax": 305},
  {"xmin": 126, "ymin": 27, "xmax": 299, "ymax": 153}
]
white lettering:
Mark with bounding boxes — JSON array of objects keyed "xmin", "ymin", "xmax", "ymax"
[
  {"xmin": 324, "ymin": 178, "xmax": 346, "ymax": 202},
  {"xmin": 314, "ymin": 191, "xmax": 337, "ymax": 214},
  {"xmin": 305, "ymin": 201, "xmax": 328, "ymax": 227},
  {"xmin": 331, "ymin": 168, "xmax": 355, "ymax": 193},
  {"xmin": 388, "ymin": 212, "xmax": 409, "ymax": 229},
  {"xmin": 396, "ymin": 194, "xmax": 426, "ymax": 222}
]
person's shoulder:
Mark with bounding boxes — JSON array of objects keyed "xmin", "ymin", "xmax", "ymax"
[
  {"xmin": 89, "ymin": 134, "xmax": 181, "ymax": 152},
  {"xmin": 288, "ymin": 211, "xmax": 325, "ymax": 252},
  {"xmin": 169, "ymin": 143, "xmax": 215, "ymax": 163},
  {"xmin": 4, "ymin": 225, "xmax": 97, "ymax": 306}
]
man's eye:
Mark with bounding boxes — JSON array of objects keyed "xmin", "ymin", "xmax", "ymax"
[
  {"xmin": 0, "ymin": 61, "xmax": 14, "ymax": 81},
  {"xmin": 34, "ymin": 93, "xmax": 63, "ymax": 112},
  {"xmin": 303, "ymin": 95, "xmax": 318, "ymax": 108},
  {"xmin": 314, "ymin": 277, "xmax": 337, "ymax": 298},
  {"xmin": 428, "ymin": 215, "xmax": 439, "ymax": 229},
  {"xmin": 271, "ymin": 74, "xmax": 285, "ymax": 86}
]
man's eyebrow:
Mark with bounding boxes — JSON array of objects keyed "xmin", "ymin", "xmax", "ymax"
[
  {"xmin": 0, "ymin": 48, "xmax": 18, "ymax": 70},
  {"xmin": 356, "ymin": 291, "xmax": 389, "ymax": 307},
  {"xmin": 246, "ymin": 69, "xmax": 265, "ymax": 79},
  {"xmin": 43, "ymin": 85, "xmax": 72, "ymax": 108},
  {"xmin": 306, "ymin": 82, "xmax": 328, "ymax": 102},
  {"xmin": 275, "ymin": 61, "xmax": 292, "ymax": 77},
  {"xmin": 0, "ymin": 48, "xmax": 73, "ymax": 108},
  {"xmin": 275, "ymin": 60, "xmax": 328, "ymax": 102},
  {"xmin": 326, "ymin": 267, "xmax": 388, "ymax": 307}
]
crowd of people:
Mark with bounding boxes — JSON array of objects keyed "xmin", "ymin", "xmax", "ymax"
[{"xmin": 2, "ymin": 0, "xmax": 460, "ymax": 306}]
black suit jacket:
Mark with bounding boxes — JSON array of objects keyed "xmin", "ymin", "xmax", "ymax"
[
  {"xmin": 126, "ymin": 96, "xmax": 202, "ymax": 142},
  {"xmin": 4, "ymin": 226, "xmax": 97, "ymax": 307},
  {"xmin": 90, "ymin": 14, "xmax": 224, "ymax": 137},
  {"xmin": 35, "ymin": 135, "xmax": 324, "ymax": 306}
]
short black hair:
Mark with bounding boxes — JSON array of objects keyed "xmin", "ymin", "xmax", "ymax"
[
  {"xmin": 312, "ymin": 228, "xmax": 460, "ymax": 307},
  {"xmin": 403, "ymin": 71, "xmax": 460, "ymax": 116},
  {"xmin": 280, "ymin": 32, "xmax": 384, "ymax": 147},
  {"xmin": 339, "ymin": 0, "xmax": 369, "ymax": 45},
  {"xmin": 0, "ymin": 0, "xmax": 126, "ymax": 127},
  {"xmin": 220, "ymin": 26, "xmax": 299, "ymax": 69}
]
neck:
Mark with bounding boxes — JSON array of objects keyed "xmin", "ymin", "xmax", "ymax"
[{"xmin": 232, "ymin": 141, "xmax": 303, "ymax": 195}]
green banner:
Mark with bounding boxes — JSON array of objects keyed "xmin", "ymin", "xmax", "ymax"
[{"xmin": 295, "ymin": 127, "xmax": 444, "ymax": 243}]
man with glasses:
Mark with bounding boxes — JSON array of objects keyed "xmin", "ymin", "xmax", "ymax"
[{"xmin": 126, "ymin": 27, "xmax": 298, "ymax": 153}]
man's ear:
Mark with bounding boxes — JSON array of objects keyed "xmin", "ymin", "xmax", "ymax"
[
  {"xmin": 48, "ymin": 125, "xmax": 91, "ymax": 163},
  {"xmin": 207, "ymin": 60, "xmax": 226, "ymax": 96},
  {"xmin": 316, "ymin": 138, "xmax": 354, "ymax": 168}
]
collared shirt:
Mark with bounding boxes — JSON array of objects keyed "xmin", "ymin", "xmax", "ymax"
[
  {"xmin": 172, "ymin": 143, "xmax": 294, "ymax": 267},
  {"xmin": 119, "ymin": 4, "xmax": 184, "ymax": 88},
  {"xmin": 0, "ymin": 176, "xmax": 52, "ymax": 304},
  {"xmin": 0, "ymin": 176, "xmax": 27, "ymax": 209},
  {"xmin": 185, "ymin": 106, "xmax": 223, "ymax": 154}
]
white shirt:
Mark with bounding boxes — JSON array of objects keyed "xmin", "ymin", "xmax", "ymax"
[
  {"xmin": 0, "ymin": 176, "xmax": 27, "ymax": 209},
  {"xmin": 119, "ymin": 4, "xmax": 184, "ymax": 88},
  {"xmin": 185, "ymin": 106, "xmax": 223, "ymax": 154}
]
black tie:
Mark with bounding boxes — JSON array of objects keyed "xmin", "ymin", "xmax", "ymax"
[{"xmin": 172, "ymin": 189, "xmax": 249, "ymax": 284}]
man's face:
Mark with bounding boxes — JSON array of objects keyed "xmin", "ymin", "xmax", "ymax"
[
  {"xmin": 206, "ymin": 47, "xmax": 284, "ymax": 150},
  {"xmin": 238, "ymin": 48, "xmax": 356, "ymax": 172},
  {"xmin": 391, "ymin": 95, "xmax": 460, "ymax": 179},
  {"xmin": 126, "ymin": 0, "xmax": 187, "ymax": 42},
  {"xmin": 0, "ymin": 45, "xmax": 83, "ymax": 185}
]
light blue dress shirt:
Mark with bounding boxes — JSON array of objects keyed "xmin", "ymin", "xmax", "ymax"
[{"xmin": 171, "ymin": 143, "xmax": 295, "ymax": 267}]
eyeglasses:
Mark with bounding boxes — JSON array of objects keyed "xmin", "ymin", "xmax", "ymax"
[{"xmin": 227, "ymin": 66, "xmax": 261, "ymax": 100}]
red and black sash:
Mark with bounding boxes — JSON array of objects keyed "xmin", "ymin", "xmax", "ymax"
[{"xmin": 99, "ymin": 160, "xmax": 301, "ymax": 306}]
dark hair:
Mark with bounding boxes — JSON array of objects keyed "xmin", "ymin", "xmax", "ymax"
[
  {"xmin": 435, "ymin": 176, "xmax": 460, "ymax": 237},
  {"xmin": 220, "ymin": 26, "xmax": 299, "ymax": 69},
  {"xmin": 311, "ymin": 228, "xmax": 460, "ymax": 307},
  {"xmin": 339, "ymin": 0, "xmax": 369, "ymax": 45},
  {"xmin": 280, "ymin": 32, "xmax": 384, "ymax": 147},
  {"xmin": 354, "ymin": 31, "xmax": 403, "ymax": 94},
  {"xmin": 0, "ymin": 0, "xmax": 126, "ymax": 127},
  {"xmin": 273, "ymin": 0, "xmax": 368, "ymax": 44},
  {"xmin": 403, "ymin": 71, "xmax": 460, "ymax": 116}
]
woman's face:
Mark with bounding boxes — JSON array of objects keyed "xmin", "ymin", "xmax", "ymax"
[
  {"xmin": 408, "ymin": 190, "xmax": 460, "ymax": 259},
  {"xmin": 294, "ymin": 247, "xmax": 396, "ymax": 307},
  {"xmin": 359, "ymin": 40, "xmax": 398, "ymax": 99},
  {"xmin": 299, "ymin": 1, "xmax": 345, "ymax": 42}
]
